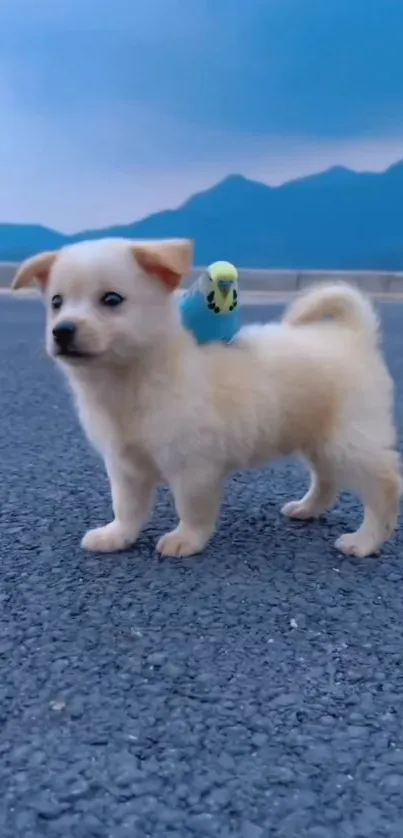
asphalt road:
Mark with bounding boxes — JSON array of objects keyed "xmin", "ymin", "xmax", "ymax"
[{"xmin": 1, "ymin": 297, "xmax": 403, "ymax": 838}]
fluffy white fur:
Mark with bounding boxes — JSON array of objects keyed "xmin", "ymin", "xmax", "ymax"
[{"xmin": 13, "ymin": 237, "xmax": 401, "ymax": 558}]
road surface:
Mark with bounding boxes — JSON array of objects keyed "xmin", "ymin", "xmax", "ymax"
[{"xmin": 1, "ymin": 297, "xmax": 403, "ymax": 838}]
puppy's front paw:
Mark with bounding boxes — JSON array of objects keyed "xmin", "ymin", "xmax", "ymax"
[
  {"xmin": 81, "ymin": 521, "xmax": 136, "ymax": 553},
  {"xmin": 281, "ymin": 500, "xmax": 316, "ymax": 520},
  {"xmin": 335, "ymin": 532, "xmax": 379, "ymax": 559},
  {"xmin": 157, "ymin": 525, "xmax": 206, "ymax": 558}
]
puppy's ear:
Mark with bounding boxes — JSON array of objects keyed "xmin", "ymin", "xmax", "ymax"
[
  {"xmin": 131, "ymin": 239, "xmax": 193, "ymax": 291},
  {"xmin": 12, "ymin": 250, "xmax": 58, "ymax": 292}
]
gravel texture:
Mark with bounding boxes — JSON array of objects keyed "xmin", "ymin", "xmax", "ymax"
[{"xmin": 1, "ymin": 297, "xmax": 403, "ymax": 838}]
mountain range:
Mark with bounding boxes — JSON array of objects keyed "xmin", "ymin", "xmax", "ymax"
[{"xmin": 3, "ymin": 161, "xmax": 403, "ymax": 269}]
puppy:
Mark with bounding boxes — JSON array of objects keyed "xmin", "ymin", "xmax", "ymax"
[{"xmin": 13, "ymin": 237, "xmax": 401, "ymax": 558}]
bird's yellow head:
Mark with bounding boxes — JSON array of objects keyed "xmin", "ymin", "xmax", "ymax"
[{"xmin": 207, "ymin": 261, "xmax": 238, "ymax": 299}]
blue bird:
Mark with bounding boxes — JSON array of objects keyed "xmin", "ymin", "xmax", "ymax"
[{"xmin": 180, "ymin": 260, "xmax": 240, "ymax": 345}]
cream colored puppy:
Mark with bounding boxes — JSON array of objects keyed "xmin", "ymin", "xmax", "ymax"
[{"xmin": 13, "ymin": 238, "xmax": 401, "ymax": 558}]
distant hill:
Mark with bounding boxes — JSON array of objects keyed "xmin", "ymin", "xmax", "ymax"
[
  {"xmin": 0, "ymin": 224, "xmax": 66, "ymax": 262},
  {"xmin": 3, "ymin": 161, "xmax": 403, "ymax": 269}
]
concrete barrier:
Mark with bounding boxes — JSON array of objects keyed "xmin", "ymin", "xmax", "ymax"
[
  {"xmin": 293, "ymin": 270, "xmax": 403, "ymax": 294},
  {"xmin": 185, "ymin": 268, "xmax": 403, "ymax": 295},
  {"xmin": 182, "ymin": 268, "xmax": 301, "ymax": 292},
  {"xmin": 0, "ymin": 263, "xmax": 19, "ymax": 288},
  {"xmin": 3, "ymin": 261, "xmax": 403, "ymax": 296}
]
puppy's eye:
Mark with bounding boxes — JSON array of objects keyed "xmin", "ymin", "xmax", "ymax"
[
  {"xmin": 51, "ymin": 294, "xmax": 63, "ymax": 311},
  {"xmin": 100, "ymin": 292, "xmax": 125, "ymax": 307}
]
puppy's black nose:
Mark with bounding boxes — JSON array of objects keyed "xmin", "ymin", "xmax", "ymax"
[{"xmin": 52, "ymin": 321, "xmax": 77, "ymax": 350}]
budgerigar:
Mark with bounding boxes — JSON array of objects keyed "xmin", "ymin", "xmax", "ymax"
[{"xmin": 179, "ymin": 260, "xmax": 240, "ymax": 345}]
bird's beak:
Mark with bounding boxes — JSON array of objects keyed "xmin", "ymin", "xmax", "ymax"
[{"xmin": 217, "ymin": 279, "xmax": 232, "ymax": 298}]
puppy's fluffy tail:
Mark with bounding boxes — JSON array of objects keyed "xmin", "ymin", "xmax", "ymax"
[{"xmin": 284, "ymin": 282, "xmax": 379, "ymax": 343}]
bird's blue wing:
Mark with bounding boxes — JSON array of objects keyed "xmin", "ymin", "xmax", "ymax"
[{"xmin": 180, "ymin": 292, "xmax": 216, "ymax": 344}]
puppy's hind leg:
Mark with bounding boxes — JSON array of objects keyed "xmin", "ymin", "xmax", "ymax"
[
  {"xmin": 282, "ymin": 455, "xmax": 339, "ymax": 520},
  {"xmin": 157, "ymin": 469, "xmax": 224, "ymax": 558},
  {"xmin": 335, "ymin": 447, "xmax": 401, "ymax": 558}
]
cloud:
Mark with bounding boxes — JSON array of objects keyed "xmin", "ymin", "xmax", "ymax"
[
  {"xmin": 2, "ymin": 0, "xmax": 403, "ymax": 138},
  {"xmin": 0, "ymin": 0, "xmax": 402, "ymax": 228},
  {"xmin": 0, "ymin": 78, "xmax": 400, "ymax": 232}
]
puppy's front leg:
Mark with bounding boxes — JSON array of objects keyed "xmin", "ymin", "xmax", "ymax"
[
  {"xmin": 82, "ymin": 458, "xmax": 156, "ymax": 554},
  {"xmin": 157, "ymin": 471, "xmax": 223, "ymax": 558}
]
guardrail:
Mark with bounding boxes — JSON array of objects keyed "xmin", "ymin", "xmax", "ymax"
[
  {"xmin": 2, "ymin": 262, "xmax": 403, "ymax": 295},
  {"xmin": 184, "ymin": 268, "xmax": 403, "ymax": 294}
]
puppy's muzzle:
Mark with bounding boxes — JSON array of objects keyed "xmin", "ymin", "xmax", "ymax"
[{"xmin": 53, "ymin": 320, "xmax": 77, "ymax": 353}]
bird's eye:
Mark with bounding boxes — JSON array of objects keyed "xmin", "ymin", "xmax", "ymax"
[
  {"xmin": 51, "ymin": 294, "xmax": 63, "ymax": 311},
  {"xmin": 100, "ymin": 292, "xmax": 125, "ymax": 307}
]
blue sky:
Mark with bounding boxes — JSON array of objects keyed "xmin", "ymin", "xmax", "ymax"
[{"xmin": 0, "ymin": 0, "xmax": 402, "ymax": 230}]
